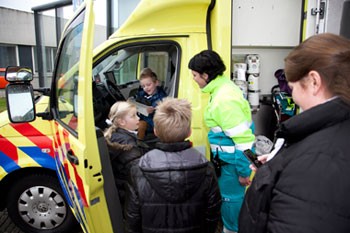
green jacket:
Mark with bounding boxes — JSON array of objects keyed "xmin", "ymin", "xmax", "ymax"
[{"xmin": 202, "ymin": 75, "xmax": 255, "ymax": 177}]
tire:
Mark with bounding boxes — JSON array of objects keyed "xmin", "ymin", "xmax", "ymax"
[{"xmin": 6, "ymin": 174, "xmax": 80, "ymax": 233}]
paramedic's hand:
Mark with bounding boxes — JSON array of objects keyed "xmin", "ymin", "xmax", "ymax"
[
  {"xmin": 239, "ymin": 176, "xmax": 251, "ymax": 186},
  {"xmin": 249, "ymin": 154, "xmax": 269, "ymax": 172},
  {"xmin": 146, "ymin": 106, "xmax": 155, "ymax": 114}
]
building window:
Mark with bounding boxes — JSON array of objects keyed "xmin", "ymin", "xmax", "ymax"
[
  {"xmin": 0, "ymin": 44, "xmax": 17, "ymax": 68},
  {"xmin": 18, "ymin": 45, "xmax": 34, "ymax": 71},
  {"xmin": 33, "ymin": 46, "xmax": 57, "ymax": 74},
  {"xmin": 45, "ymin": 47, "xmax": 57, "ymax": 73}
]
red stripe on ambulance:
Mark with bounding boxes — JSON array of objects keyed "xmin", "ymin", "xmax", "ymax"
[
  {"xmin": 53, "ymin": 122, "xmax": 64, "ymax": 161},
  {"xmin": 61, "ymin": 129, "xmax": 88, "ymax": 206},
  {"xmin": 10, "ymin": 123, "xmax": 54, "ymax": 157},
  {"xmin": 72, "ymin": 164, "xmax": 88, "ymax": 207},
  {"xmin": 53, "ymin": 122, "xmax": 88, "ymax": 207},
  {"xmin": 0, "ymin": 134, "xmax": 19, "ymax": 162},
  {"xmin": 63, "ymin": 130, "xmax": 71, "ymax": 153}
]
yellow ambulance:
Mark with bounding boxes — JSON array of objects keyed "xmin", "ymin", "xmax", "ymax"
[
  {"xmin": 5, "ymin": 0, "xmax": 332, "ymax": 231},
  {"xmin": 4, "ymin": 0, "xmax": 232, "ymax": 232},
  {"xmin": 0, "ymin": 91, "xmax": 80, "ymax": 233},
  {"xmin": 7, "ymin": 0, "xmax": 231, "ymax": 233}
]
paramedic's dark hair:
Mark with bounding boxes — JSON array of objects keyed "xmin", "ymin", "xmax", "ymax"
[
  {"xmin": 188, "ymin": 50, "xmax": 226, "ymax": 83},
  {"xmin": 284, "ymin": 33, "xmax": 350, "ymax": 104}
]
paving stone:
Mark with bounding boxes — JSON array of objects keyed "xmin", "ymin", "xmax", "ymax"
[{"xmin": 0, "ymin": 210, "xmax": 23, "ymax": 233}]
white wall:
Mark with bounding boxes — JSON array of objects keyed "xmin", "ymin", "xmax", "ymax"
[
  {"xmin": 232, "ymin": 0, "xmax": 302, "ymax": 47},
  {"xmin": 231, "ymin": 0, "xmax": 346, "ymax": 97},
  {"xmin": 231, "ymin": 0, "xmax": 303, "ymax": 96},
  {"xmin": 0, "ymin": 7, "xmax": 37, "ymax": 45}
]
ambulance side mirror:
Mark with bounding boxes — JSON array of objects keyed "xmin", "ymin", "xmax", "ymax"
[
  {"xmin": 5, "ymin": 66, "xmax": 35, "ymax": 123},
  {"xmin": 6, "ymin": 84, "xmax": 36, "ymax": 123},
  {"xmin": 5, "ymin": 66, "xmax": 36, "ymax": 123},
  {"xmin": 5, "ymin": 66, "xmax": 33, "ymax": 82}
]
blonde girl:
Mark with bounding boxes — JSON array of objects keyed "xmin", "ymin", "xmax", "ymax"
[
  {"xmin": 104, "ymin": 101, "xmax": 139, "ymax": 141},
  {"xmin": 104, "ymin": 101, "xmax": 146, "ymax": 210}
]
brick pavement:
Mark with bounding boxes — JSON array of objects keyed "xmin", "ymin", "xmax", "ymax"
[
  {"xmin": 0, "ymin": 209, "xmax": 83, "ymax": 233},
  {"xmin": 0, "ymin": 210, "xmax": 23, "ymax": 233}
]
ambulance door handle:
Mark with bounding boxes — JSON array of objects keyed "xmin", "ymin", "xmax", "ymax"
[{"xmin": 67, "ymin": 150, "xmax": 79, "ymax": 165}]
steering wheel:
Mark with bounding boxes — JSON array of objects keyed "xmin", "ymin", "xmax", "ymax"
[{"xmin": 104, "ymin": 80, "xmax": 126, "ymax": 101}]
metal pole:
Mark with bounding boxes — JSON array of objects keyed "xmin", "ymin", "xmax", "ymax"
[
  {"xmin": 107, "ymin": 0, "xmax": 112, "ymax": 38},
  {"xmin": 32, "ymin": 0, "xmax": 73, "ymax": 87},
  {"xmin": 34, "ymin": 12, "xmax": 45, "ymax": 87}
]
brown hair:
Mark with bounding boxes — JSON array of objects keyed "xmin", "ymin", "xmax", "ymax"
[
  {"xmin": 139, "ymin": 67, "xmax": 158, "ymax": 82},
  {"xmin": 153, "ymin": 97, "xmax": 192, "ymax": 142},
  {"xmin": 284, "ymin": 33, "xmax": 350, "ymax": 103}
]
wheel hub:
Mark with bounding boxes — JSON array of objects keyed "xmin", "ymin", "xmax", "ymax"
[
  {"xmin": 18, "ymin": 186, "xmax": 67, "ymax": 229},
  {"xmin": 34, "ymin": 202, "xmax": 49, "ymax": 214}
]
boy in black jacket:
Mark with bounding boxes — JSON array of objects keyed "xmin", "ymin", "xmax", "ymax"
[{"xmin": 125, "ymin": 97, "xmax": 221, "ymax": 233}]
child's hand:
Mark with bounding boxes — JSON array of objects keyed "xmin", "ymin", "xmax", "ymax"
[{"xmin": 146, "ymin": 106, "xmax": 155, "ymax": 114}]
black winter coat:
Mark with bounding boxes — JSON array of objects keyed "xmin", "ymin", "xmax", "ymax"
[
  {"xmin": 107, "ymin": 128, "xmax": 149, "ymax": 208},
  {"xmin": 125, "ymin": 141, "xmax": 222, "ymax": 233},
  {"xmin": 239, "ymin": 98, "xmax": 350, "ymax": 233}
]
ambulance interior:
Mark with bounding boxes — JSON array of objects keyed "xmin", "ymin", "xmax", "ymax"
[{"xmin": 91, "ymin": 43, "xmax": 179, "ymax": 131}]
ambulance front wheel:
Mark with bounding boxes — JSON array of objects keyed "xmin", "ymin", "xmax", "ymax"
[{"xmin": 6, "ymin": 173, "xmax": 80, "ymax": 233}]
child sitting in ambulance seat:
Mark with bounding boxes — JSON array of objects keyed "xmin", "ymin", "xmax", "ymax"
[{"xmin": 134, "ymin": 67, "xmax": 167, "ymax": 140}]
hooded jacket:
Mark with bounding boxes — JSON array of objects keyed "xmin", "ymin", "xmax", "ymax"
[
  {"xmin": 107, "ymin": 128, "xmax": 149, "ymax": 208},
  {"xmin": 239, "ymin": 98, "xmax": 350, "ymax": 233},
  {"xmin": 202, "ymin": 75, "xmax": 254, "ymax": 178},
  {"xmin": 202, "ymin": 75, "xmax": 254, "ymax": 213},
  {"xmin": 125, "ymin": 141, "xmax": 222, "ymax": 233}
]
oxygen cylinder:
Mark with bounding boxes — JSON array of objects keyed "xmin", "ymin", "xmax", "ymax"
[
  {"xmin": 233, "ymin": 63, "xmax": 247, "ymax": 81},
  {"xmin": 248, "ymin": 74, "xmax": 259, "ymax": 92}
]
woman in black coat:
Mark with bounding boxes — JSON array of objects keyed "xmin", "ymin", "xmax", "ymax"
[{"xmin": 239, "ymin": 33, "xmax": 350, "ymax": 233}]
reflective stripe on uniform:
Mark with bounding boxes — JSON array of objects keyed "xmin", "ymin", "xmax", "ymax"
[
  {"xmin": 235, "ymin": 141, "xmax": 254, "ymax": 151},
  {"xmin": 210, "ymin": 121, "xmax": 252, "ymax": 138},
  {"xmin": 224, "ymin": 121, "xmax": 252, "ymax": 137},
  {"xmin": 223, "ymin": 226, "xmax": 237, "ymax": 233},
  {"xmin": 210, "ymin": 144, "xmax": 235, "ymax": 153},
  {"xmin": 211, "ymin": 126, "xmax": 222, "ymax": 133}
]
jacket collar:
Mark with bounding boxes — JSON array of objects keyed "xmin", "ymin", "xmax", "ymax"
[
  {"xmin": 276, "ymin": 98, "xmax": 350, "ymax": 143},
  {"xmin": 201, "ymin": 75, "xmax": 227, "ymax": 94},
  {"xmin": 107, "ymin": 128, "xmax": 138, "ymax": 151},
  {"xmin": 155, "ymin": 140, "xmax": 192, "ymax": 152},
  {"xmin": 117, "ymin": 128, "xmax": 138, "ymax": 138}
]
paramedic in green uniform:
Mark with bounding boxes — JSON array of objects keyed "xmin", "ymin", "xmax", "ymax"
[{"xmin": 189, "ymin": 50, "xmax": 255, "ymax": 233}]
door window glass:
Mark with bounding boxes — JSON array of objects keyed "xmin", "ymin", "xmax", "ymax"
[
  {"xmin": 91, "ymin": 43, "xmax": 179, "ymax": 129},
  {"xmin": 93, "ymin": 43, "xmax": 179, "ymax": 100},
  {"xmin": 54, "ymin": 12, "xmax": 85, "ymax": 132}
]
